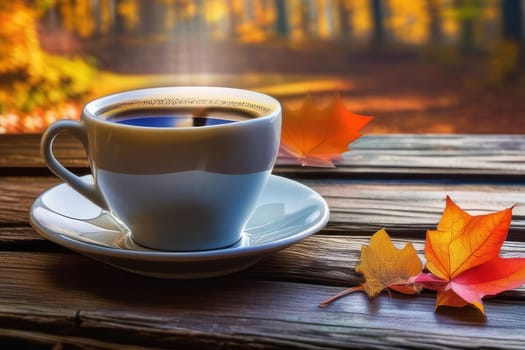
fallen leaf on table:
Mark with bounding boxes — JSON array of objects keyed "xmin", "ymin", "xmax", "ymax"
[
  {"xmin": 413, "ymin": 196, "xmax": 525, "ymax": 314},
  {"xmin": 319, "ymin": 229, "xmax": 422, "ymax": 307},
  {"xmin": 280, "ymin": 94, "xmax": 373, "ymax": 167}
]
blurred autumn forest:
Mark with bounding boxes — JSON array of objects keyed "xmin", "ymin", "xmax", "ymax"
[{"xmin": 1, "ymin": 0, "xmax": 525, "ymax": 134}]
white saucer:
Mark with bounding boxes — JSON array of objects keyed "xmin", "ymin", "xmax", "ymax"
[{"xmin": 30, "ymin": 175, "xmax": 329, "ymax": 279}]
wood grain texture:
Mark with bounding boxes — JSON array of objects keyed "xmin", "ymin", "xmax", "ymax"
[
  {"xmin": 2, "ymin": 176, "xmax": 525, "ymax": 239},
  {"xmin": 2, "ymin": 134, "xmax": 525, "ymax": 349},
  {"xmin": 308, "ymin": 180, "xmax": 525, "ymax": 240},
  {"xmin": 2, "ymin": 226, "xmax": 525, "ymax": 295},
  {"xmin": 3, "ymin": 134, "xmax": 525, "ymax": 179},
  {"xmin": 0, "ymin": 177, "xmax": 60, "ymax": 224},
  {"xmin": 0, "ymin": 251, "xmax": 524, "ymax": 349},
  {"xmin": 278, "ymin": 133, "xmax": 525, "ymax": 179},
  {"xmin": 0, "ymin": 134, "xmax": 87, "ymax": 175}
]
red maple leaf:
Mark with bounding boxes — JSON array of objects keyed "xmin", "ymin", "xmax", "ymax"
[
  {"xmin": 280, "ymin": 94, "xmax": 373, "ymax": 167},
  {"xmin": 413, "ymin": 196, "xmax": 525, "ymax": 314}
]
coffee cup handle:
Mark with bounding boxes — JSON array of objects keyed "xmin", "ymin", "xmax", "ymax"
[{"xmin": 41, "ymin": 120, "xmax": 108, "ymax": 210}]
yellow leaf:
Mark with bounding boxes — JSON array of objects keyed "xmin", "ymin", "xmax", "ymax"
[
  {"xmin": 356, "ymin": 229, "xmax": 423, "ymax": 298},
  {"xmin": 319, "ymin": 229, "xmax": 422, "ymax": 307}
]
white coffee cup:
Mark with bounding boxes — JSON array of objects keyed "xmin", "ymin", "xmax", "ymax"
[{"xmin": 41, "ymin": 87, "xmax": 281, "ymax": 251}]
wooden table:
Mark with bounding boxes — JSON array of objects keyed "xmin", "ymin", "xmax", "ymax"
[{"xmin": 1, "ymin": 134, "xmax": 524, "ymax": 349}]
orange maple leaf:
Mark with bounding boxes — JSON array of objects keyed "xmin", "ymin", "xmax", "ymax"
[
  {"xmin": 319, "ymin": 229, "xmax": 422, "ymax": 307},
  {"xmin": 414, "ymin": 196, "xmax": 525, "ymax": 314},
  {"xmin": 280, "ymin": 94, "xmax": 373, "ymax": 167}
]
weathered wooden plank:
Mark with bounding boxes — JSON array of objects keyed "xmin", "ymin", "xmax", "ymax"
[
  {"xmin": 0, "ymin": 177, "xmax": 60, "ymax": 224},
  {"xmin": 4, "ymin": 303, "xmax": 524, "ymax": 350},
  {"xmin": 0, "ymin": 330, "xmax": 163, "ymax": 350},
  {"xmin": 2, "ymin": 176, "xmax": 525, "ymax": 240},
  {"xmin": 0, "ymin": 251, "xmax": 524, "ymax": 349},
  {"xmin": 250, "ymin": 236, "xmax": 525, "ymax": 293},
  {"xmin": 0, "ymin": 134, "xmax": 87, "ymax": 175},
  {"xmin": 2, "ymin": 134, "xmax": 525, "ymax": 178},
  {"xmin": 280, "ymin": 133, "xmax": 525, "ymax": 178},
  {"xmin": 352, "ymin": 134, "xmax": 525, "ymax": 151},
  {"xmin": 2, "ymin": 134, "xmax": 525, "ymax": 349},
  {"xmin": 1, "ymin": 235, "xmax": 525, "ymax": 295},
  {"xmin": 308, "ymin": 180, "xmax": 525, "ymax": 240}
]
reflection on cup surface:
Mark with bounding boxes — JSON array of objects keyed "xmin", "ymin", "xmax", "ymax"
[{"xmin": 98, "ymin": 169, "xmax": 270, "ymax": 251}]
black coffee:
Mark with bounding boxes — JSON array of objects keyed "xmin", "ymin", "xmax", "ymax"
[{"xmin": 107, "ymin": 107, "xmax": 254, "ymax": 128}]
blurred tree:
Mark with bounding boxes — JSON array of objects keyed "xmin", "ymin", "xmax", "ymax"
[
  {"xmin": 114, "ymin": 0, "xmax": 128, "ymax": 35},
  {"xmin": 387, "ymin": 0, "xmax": 428, "ymax": 44},
  {"xmin": 0, "ymin": 2, "xmax": 43, "ymax": 77},
  {"xmin": 455, "ymin": 0, "xmax": 480, "ymax": 52},
  {"xmin": 370, "ymin": 0, "xmax": 385, "ymax": 44},
  {"xmin": 228, "ymin": 0, "xmax": 239, "ymax": 39},
  {"xmin": 275, "ymin": 0, "xmax": 289, "ymax": 36},
  {"xmin": 317, "ymin": 0, "xmax": 335, "ymax": 39},
  {"xmin": 337, "ymin": 0, "xmax": 352, "ymax": 39},
  {"xmin": 300, "ymin": 0, "xmax": 314, "ymax": 39},
  {"xmin": 191, "ymin": 0, "xmax": 207, "ymax": 36},
  {"xmin": 426, "ymin": 0, "xmax": 443, "ymax": 43},
  {"xmin": 502, "ymin": 0, "xmax": 523, "ymax": 41},
  {"xmin": 139, "ymin": 0, "xmax": 158, "ymax": 36},
  {"xmin": 484, "ymin": 0, "xmax": 523, "ymax": 87},
  {"xmin": 0, "ymin": 0, "xmax": 96, "ymax": 114}
]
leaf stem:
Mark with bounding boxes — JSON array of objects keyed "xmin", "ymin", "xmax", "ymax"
[{"xmin": 319, "ymin": 285, "xmax": 365, "ymax": 308}]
